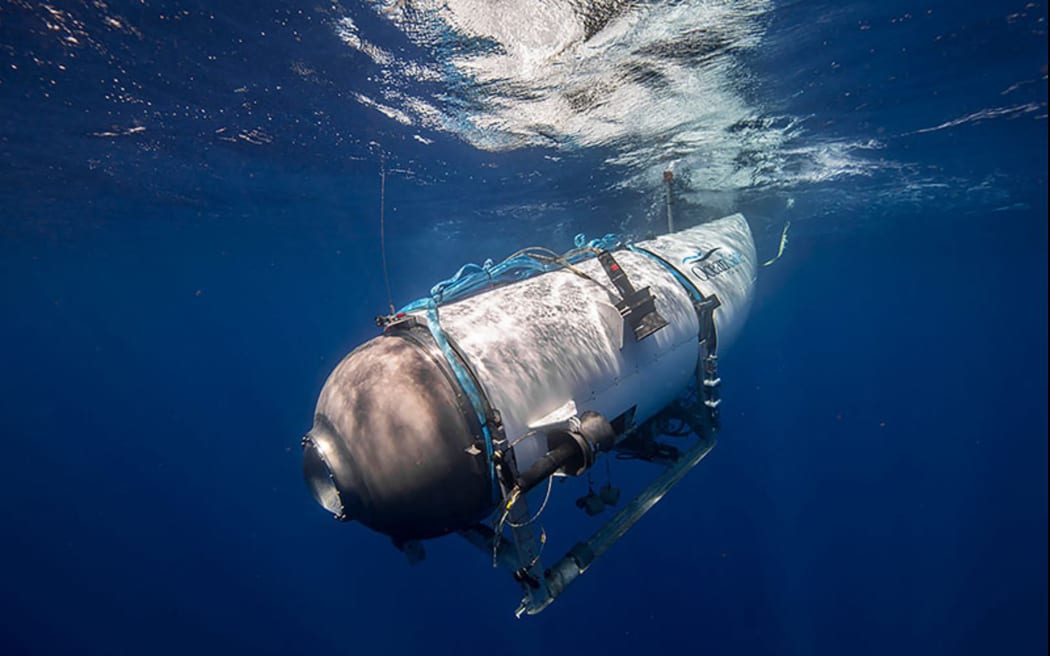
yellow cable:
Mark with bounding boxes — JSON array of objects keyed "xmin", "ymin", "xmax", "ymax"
[{"xmin": 763, "ymin": 221, "xmax": 791, "ymax": 267}]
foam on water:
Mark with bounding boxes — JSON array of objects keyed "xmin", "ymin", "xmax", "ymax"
[{"xmin": 338, "ymin": 0, "xmax": 890, "ymax": 202}]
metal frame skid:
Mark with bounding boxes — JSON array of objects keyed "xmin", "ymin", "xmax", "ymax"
[{"xmin": 460, "ymin": 348, "xmax": 722, "ymax": 617}]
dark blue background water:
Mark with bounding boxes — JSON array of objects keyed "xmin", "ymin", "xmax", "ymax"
[{"xmin": 1, "ymin": 1, "xmax": 1046, "ymax": 654}]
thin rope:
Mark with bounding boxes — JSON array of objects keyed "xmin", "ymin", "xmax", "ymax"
[
  {"xmin": 379, "ymin": 162, "xmax": 395, "ymax": 314},
  {"xmin": 491, "ymin": 479, "xmax": 555, "ymax": 567},
  {"xmin": 508, "ymin": 475, "xmax": 555, "ymax": 528}
]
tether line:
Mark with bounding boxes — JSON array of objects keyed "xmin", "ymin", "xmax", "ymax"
[{"xmin": 379, "ymin": 160, "xmax": 395, "ymax": 315}]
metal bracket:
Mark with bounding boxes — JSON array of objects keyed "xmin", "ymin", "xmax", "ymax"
[{"xmin": 597, "ymin": 250, "xmax": 669, "ymax": 341}]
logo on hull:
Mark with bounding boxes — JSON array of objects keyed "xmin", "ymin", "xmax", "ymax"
[{"xmin": 683, "ymin": 246, "xmax": 742, "ymax": 281}]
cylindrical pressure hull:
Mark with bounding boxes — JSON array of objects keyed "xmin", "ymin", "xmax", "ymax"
[
  {"xmin": 428, "ymin": 213, "xmax": 756, "ymax": 472},
  {"xmin": 304, "ymin": 213, "xmax": 756, "ymax": 539}
]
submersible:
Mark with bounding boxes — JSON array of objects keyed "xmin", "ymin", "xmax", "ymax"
[{"xmin": 302, "ymin": 212, "xmax": 757, "ymax": 614}]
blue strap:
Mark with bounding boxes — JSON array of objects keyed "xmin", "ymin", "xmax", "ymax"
[
  {"xmin": 430, "ymin": 259, "xmax": 494, "ymax": 300},
  {"xmin": 574, "ymin": 232, "xmax": 620, "ymax": 250},
  {"xmin": 398, "ymin": 234, "xmax": 622, "ymax": 314},
  {"xmin": 626, "ymin": 244, "xmax": 708, "ymax": 306},
  {"xmin": 423, "ymin": 299, "xmax": 499, "ymax": 500}
]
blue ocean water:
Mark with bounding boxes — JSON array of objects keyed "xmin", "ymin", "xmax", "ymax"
[{"xmin": 0, "ymin": 1, "xmax": 1046, "ymax": 654}]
